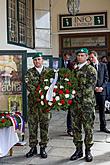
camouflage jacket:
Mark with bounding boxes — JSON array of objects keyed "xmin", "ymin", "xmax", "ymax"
[
  {"xmin": 76, "ymin": 64, "xmax": 97, "ymax": 110},
  {"xmin": 25, "ymin": 66, "xmax": 52, "ymax": 104}
]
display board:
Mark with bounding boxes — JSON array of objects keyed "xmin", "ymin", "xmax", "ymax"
[{"xmin": 0, "ymin": 50, "xmax": 27, "ymax": 120}]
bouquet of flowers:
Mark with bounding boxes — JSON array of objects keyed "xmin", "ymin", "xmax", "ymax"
[{"xmin": 36, "ymin": 68, "xmax": 79, "ymax": 113}]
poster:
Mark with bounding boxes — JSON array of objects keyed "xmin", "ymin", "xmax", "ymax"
[
  {"xmin": 0, "ymin": 55, "xmax": 22, "ymax": 112},
  {"xmin": 8, "ymin": 95, "xmax": 22, "ymax": 113}
]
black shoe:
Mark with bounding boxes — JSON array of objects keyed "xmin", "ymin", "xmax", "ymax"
[
  {"xmin": 70, "ymin": 149, "xmax": 83, "ymax": 161},
  {"xmin": 67, "ymin": 131, "xmax": 73, "ymax": 137},
  {"xmin": 40, "ymin": 147, "xmax": 47, "ymax": 158},
  {"xmin": 100, "ymin": 128, "xmax": 110, "ymax": 133},
  {"xmin": 85, "ymin": 150, "xmax": 93, "ymax": 162},
  {"xmin": 26, "ymin": 147, "xmax": 37, "ymax": 158}
]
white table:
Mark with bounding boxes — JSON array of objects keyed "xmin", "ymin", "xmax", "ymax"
[{"xmin": 0, "ymin": 126, "xmax": 19, "ymax": 157}]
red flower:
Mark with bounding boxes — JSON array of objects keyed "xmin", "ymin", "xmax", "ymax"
[
  {"xmin": 1, "ymin": 119, "xmax": 6, "ymax": 123},
  {"xmin": 40, "ymin": 91, "xmax": 43, "ymax": 96},
  {"xmin": 53, "ymin": 88, "xmax": 57, "ymax": 92},
  {"xmin": 53, "ymin": 98, "xmax": 56, "ymax": 103},
  {"xmin": 60, "ymin": 99, "xmax": 65, "ymax": 104},
  {"xmin": 46, "ymin": 109, "xmax": 50, "ymax": 113},
  {"xmin": 65, "ymin": 89, "xmax": 70, "ymax": 94},
  {"xmin": 0, "ymin": 113, "xmax": 5, "ymax": 116},
  {"xmin": 59, "ymin": 90, "xmax": 63, "ymax": 94},
  {"xmin": 36, "ymin": 85, "xmax": 40, "ymax": 91},
  {"xmin": 68, "ymin": 99, "xmax": 72, "ymax": 105},
  {"xmin": 67, "ymin": 82, "xmax": 72, "ymax": 86},
  {"xmin": 44, "ymin": 99, "xmax": 48, "ymax": 104}
]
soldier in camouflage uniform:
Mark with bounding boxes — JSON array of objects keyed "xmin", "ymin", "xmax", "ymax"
[
  {"xmin": 25, "ymin": 52, "xmax": 51, "ymax": 159},
  {"xmin": 70, "ymin": 48, "xmax": 97, "ymax": 162}
]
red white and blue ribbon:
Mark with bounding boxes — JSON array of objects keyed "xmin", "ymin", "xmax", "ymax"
[
  {"xmin": 6, "ymin": 115, "xmax": 18, "ymax": 131},
  {"xmin": 5, "ymin": 113, "xmax": 25, "ymax": 134},
  {"xmin": 15, "ymin": 113, "xmax": 25, "ymax": 134}
]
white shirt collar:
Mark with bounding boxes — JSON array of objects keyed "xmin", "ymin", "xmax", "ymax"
[
  {"xmin": 93, "ymin": 60, "xmax": 99, "ymax": 70},
  {"xmin": 78, "ymin": 61, "xmax": 87, "ymax": 69},
  {"xmin": 95, "ymin": 61, "xmax": 99, "ymax": 65},
  {"xmin": 35, "ymin": 66, "xmax": 43, "ymax": 74}
]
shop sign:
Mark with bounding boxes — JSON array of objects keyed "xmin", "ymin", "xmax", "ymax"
[{"xmin": 59, "ymin": 12, "xmax": 107, "ymax": 30}]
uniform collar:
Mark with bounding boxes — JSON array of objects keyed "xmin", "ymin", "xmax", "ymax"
[{"xmin": 77, "ymin": 61, "xmax": 87, "ymax": 69}]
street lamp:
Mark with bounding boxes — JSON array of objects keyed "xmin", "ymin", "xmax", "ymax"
[{"xmin": 67, "ymin": 0, "xmax": 80, "ymax": 16}]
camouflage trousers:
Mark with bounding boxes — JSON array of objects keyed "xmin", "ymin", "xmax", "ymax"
[
  {"xmin": 71, "ymin": 109, "xmax": 95, "ymax": 149},
  {"xmin": 28, "ymin": 106, "xmax": 49, "ymax": 148}
]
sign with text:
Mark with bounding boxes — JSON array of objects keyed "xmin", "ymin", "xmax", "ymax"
[
  {"xmin": 0, "ymin": 54, "xmax": 22, "ymax": 112},
  {"xmin": 59, "ymin": 12, "xmax": 107, "ymax": 30}
]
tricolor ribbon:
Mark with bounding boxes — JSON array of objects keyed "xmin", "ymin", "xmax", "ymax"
[
  {"xmin": 46, "ymin": 69, "xmax": 59, "ymax": 101},
  {"xmin": 15, "ymin": 113, "xmax": 25, "ymax": 134},
  {"xmin": 6, "ymin": 115, "xmax": 18, "ymax": 131}
]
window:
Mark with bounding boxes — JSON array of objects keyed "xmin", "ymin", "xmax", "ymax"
[
  {"xmin": 35, "ymin": 0, "xmax": 51, "ymax": 51},
  {"xmin": 63, "ymin": 36, "xmax": 106, "ymax": 48},
  {"xmin": 35, "ymin": 28, "xmax": 50, "ymax": 48},
  {"xmin": 7, "ymin": 0, "xmax": 34, "ymax": 48},
  {"xmin": 59, "ymin": 33, "xmax": 109, "ymax": 57}
]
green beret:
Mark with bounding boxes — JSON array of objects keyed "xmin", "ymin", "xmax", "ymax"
[
  {"xmin": 76, "ymin": 48, "xmax": 88, "ymax": 54},
  {"xmin": 32, "ymin": 52, "xmax": 43, "ymax": 59}
]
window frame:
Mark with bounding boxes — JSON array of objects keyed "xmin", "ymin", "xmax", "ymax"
[
  {"xmin": 35, "ymin": 8, "xmax": 51, "ymax": 49},
  {"xmin": 7, "ymin": 0, "xmax": 35, "ymax": 49}
]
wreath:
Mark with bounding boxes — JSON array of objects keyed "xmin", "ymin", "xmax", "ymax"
[
  {"xmin": 0, "ymin": 112, "xmax": 24, "ymax": 131},
  {"xmin": 36, "ymin": 68, "xmax": 79, "ymax": 112},
  {"xmin": 0, "ymin": 116, "xmax": 12, "ymax": 128}
]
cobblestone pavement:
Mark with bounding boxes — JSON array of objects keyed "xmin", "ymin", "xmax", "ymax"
[{"xmin": 0, "ymin": 111, "xmax": 110, "ymax": 165}]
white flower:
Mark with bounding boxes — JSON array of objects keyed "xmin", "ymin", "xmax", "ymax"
[
  {"xmin": 72, "ymin": 90, "xmax": 76, "ymax": 95},
  {"xmin": 44, "ymin": 79, "xmax": 48, "ymax": 82},
  {"xmin": 58, "ymin": 102, "xmax": 62, "ymax": 105},
  {"xmin": 53, "ymin": 92, "xmax": 56, "ymax": 97},
  {"xmin": 39, "ymin": 90, "xmax": 42, "ymax": 93},
  {"xmin": 25, "ymin": 78, "xmax": 29, "ymax": 83},
  {"xmin": 74, "ymin": 64, "xmax": 78, "ymax": 69},
  {"xmin": 41, "ymin": 101, "xmax": 44, "ymax": 105},
  {"xmin": 48, "ymin": 102, "xmax": 53, "ymax": 106},
  {"xmin": 65, "ymin": 94, "xmax": 69, "ymax": 98},
  {"xmin": 55, "ymin": 96, "xmax": 60, "ymax": 101},
  {"xmin": 64, "ymin": 78, "xmax": 69, "ymax": 81},
  {"xmin": 60, "ymin": 85, "xmax": 64, "ymax": 89},
  {"xmin": 41, "ymin": 95, "xmax": 44, "ymax": 99},
  {"xmin": 54, "ymin": 85, "xmax": 58, "ymax": 88},
  {"xmin": 50, "ymin": 78, "xmax": 54, "ymax": 83},
  {"xmin": 72, "ymin": 95, "xmax": 75, "ymax": 98},
  {"xmin": 44, "ymin": 86, "xmax": 49, "ymax": 90}
]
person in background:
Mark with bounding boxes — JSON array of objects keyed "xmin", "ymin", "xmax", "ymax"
[
  {"xmin": 25, "ymin": 52, "xmax": 50, "ymax": 159},
  {"xmin": 100, "ymin": 56, "xmax": 110, "ymax": 113},
  {"xmin": 89, "ymin": 51, "xmax": 110, "ymax": 133},
  {"xmin": 100, "ymin": 56, "xmax": 108, "ymax": 63},
  {"xmin": 62, "ymin": 52, "xmax": 73, "ymax": 136},
  {"xmin": 87, "ymin": 58, "xmax": 92, "ymax": 65},
  {"xmin": 100, "ymin": 55, "xmax": 110, "ymax": 81},
  {"xmin": 62, "ymin": 52, "xmax": 71, "ymax": 68},
  {"xmin": 70, "ymin": 48, "xmax": 97, "ymax": 162}
]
